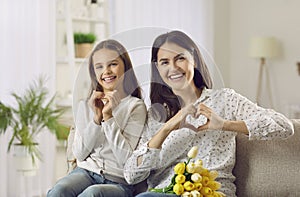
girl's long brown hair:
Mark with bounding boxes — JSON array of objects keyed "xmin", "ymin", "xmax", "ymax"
[{"xmin": 88, "ymin": 39, "xmax": 142, "ymax": 99}]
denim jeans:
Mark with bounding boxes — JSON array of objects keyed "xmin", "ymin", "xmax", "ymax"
[
  {"xmin": 47, "ymin": 167, "xmax": 134, "ymax": 197},
  {"xmin": 135, "ymin": 192, "xmax": 178, "ymax": 197}
]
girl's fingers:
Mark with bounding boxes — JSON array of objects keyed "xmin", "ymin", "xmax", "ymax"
[
  {"xmin": 92, "ymin": 90, "xmax": 105, "ymax": 101},
  {"xmin": 89, "ymin": 90, "xmax": 105, "ymax": 108},
  {"xmin": 103, "ymin": 90, "xmax": 121, "ymax": 108}
]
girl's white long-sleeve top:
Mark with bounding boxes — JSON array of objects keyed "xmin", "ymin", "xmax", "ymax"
[
  {"xmin": 124, "ymin": 88, "xmax": 294, "ymax": 196},
  {"xmin": 73, "ymin": 95, "xmax": 147, "ymax": 184}
]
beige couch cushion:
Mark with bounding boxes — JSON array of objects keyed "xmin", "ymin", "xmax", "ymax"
[{"xmin": 233, "ymin": 119, "xmax": 300, "ymax": 196}]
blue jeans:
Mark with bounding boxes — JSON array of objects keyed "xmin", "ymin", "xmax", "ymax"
[
  {"xmin": 135, "ymin": 192, "xmax": 178, "ymax": 197},
  {"xmin": 47, "ymin": 167, "xmax": 134, "ymax": 197}
]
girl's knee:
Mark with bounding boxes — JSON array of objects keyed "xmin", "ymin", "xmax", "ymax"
[
  {"xmin": 79, "ymin": 184, "xmax": 130, "ymax": 197},
  {"xmin": 47, "ymin": 182, "xmax": 74, "ymax": 197}
]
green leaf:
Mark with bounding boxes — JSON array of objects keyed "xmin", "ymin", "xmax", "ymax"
[
  {"xmin": 74, "ymin": 32, "xmax": 97, "ymax": 44},
  {"xmin": 0, "ymin": 76, "xmax": 66, "ymax": 163}
]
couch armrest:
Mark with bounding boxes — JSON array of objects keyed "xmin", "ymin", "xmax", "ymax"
[
  {"xmin": 66, "ymin": 126, "xmax": 77, "ymax": 172},
  {"xmin": 233, "ymin": 119, "xmax": 300, "ymax": 196}
]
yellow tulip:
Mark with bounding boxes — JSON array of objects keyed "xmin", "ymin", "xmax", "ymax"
[
  {"xmin": 191, "ymin": 190, "xmax": 201, "ymax": 197},
  {"xmin": 213, "ymin": 191, "xmax": 226, "ymax": 197},
  {"xmin": 195, "ymin": 159, "xmax": 203, "ymax": 166},
  {"xmin": 182, "ymin": 191, "xmax": 192, "ymax": 197},
  {"xmin": 194, "ymin": 182, "xmax": 203, "ymax": 191},
  {"xmin": 207, "ymin": 181, "xmax": 221, "ymax": 191},
  {"xmin": 200, "ymin": 168, "xmax": 210, "ymax": 177},
  {"xmin": 208, "ymin": 170, "xmax": 219, "ymax": 180},
  {"xmin": 186, "ymin": 163, "xmax": 196, "ymax": 173},
  {"xmin": 173, "ymin": 183, "xmax": 184, "ymax": 195},
  {"xmin": 175, "ymin": 174, "xmax": 186, "ymax": 184},
  {"xmin": 195, "ymin": 165, "xmax": 205, "ymax": 174},
  {"xmin": 191, "ymin": 173, "xmax": 202, "ymax": 183},
  {"xmin": 200, "ymin": 187, "xmax": 212, "ymax": 195},
  {"xmin": 174, "ymin": 162, "xmax": 186, "ymax": 174},
  {"xmin": 201, "ymin": 176, "xmax": 210, "ymax": 186},
  {"xmin": 184, "ymin": 181, "xmax": 195, "ymax": 191},
  {"xmin": 188, "ymin": 146, "xmax": 199, "ymax": 158}
]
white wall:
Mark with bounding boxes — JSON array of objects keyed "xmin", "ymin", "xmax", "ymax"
[
  {"xmin": 56, "ymin": 0, "xmax": 300, "ymax": 114},
  {"xmin": 213, "ymin": 0, "xmax": 231, "ymax": 87},
  {"xmin": 110, "ymin": 0, "xmax": 300, "ymax": 114},
  {"xmin": 226, "ymin": 0, "xmax": 300, "ymax": 114},
  {"xmin": 111, "ymin": 0, "xmax": 214, "ymax": 53},
  {"xmin": 109, "ymin": 0, "xmax": 227, "ymax": 107}
]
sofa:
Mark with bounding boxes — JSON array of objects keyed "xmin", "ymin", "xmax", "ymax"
[
  {"xmin": 66, "ymin": 119, "xmax": 300, "ymax": 196},
  {"xmin": 233, "ymin": 119, "xmax": 300, "ymax": 196},
  {"xmin": 133, "ymin": 119, "xmax": 300, "ymax": 196}
]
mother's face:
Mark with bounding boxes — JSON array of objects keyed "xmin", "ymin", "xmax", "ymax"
[{"xmin": 156, "ymin": 42, "xmax": 195, "ymax": 92}]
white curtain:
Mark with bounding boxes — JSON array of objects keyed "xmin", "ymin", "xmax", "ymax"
[{"xmin": 0, "ymin": 0, "xmax": 56, "ymax": 196}]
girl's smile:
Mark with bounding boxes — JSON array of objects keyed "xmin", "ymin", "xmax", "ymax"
[
  {"xmin": 92, "ymin": 48, "xmax": 125, "ymax": 92},
  {"xmin": 101, "ymin": 75, "xmax": 117, "ymax": 83}
]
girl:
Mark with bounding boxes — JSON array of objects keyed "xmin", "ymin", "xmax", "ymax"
[
  {"xmin": 48, "ymin": 39, "xmax": 147, "ymax": 197},
  {"xmin": 124, "ymin": 30, "xmax": 294, "ymax": 196}
]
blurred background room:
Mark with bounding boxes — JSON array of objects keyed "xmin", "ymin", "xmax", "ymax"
[{"xmin": 1, "ymin": 0, "xmax": 300, "ymax": 196}]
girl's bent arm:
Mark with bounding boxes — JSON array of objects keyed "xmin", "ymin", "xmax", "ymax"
[
  {"xmin": 73, "ymin": 101, "xmax": 104, "ymax": 161},
  {"xmin": 102, "ymin": 99, "xmax": 147, "ymax": 166}
]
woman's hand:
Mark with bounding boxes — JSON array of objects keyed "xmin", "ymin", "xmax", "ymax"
[
  {"xmin": 88, "ymin": 90, "xmax": 105, "ymax": 124},
  {"xmin": 195, "ymin": 103, "xmax": 225, "ymax": 131},
  {"xmin": 102, "ymin": 90, "xmax": 121, "ymax": 121},
  {"xmin": 148, "ymin": 104, "xmax": 197, "ymax": 149}
]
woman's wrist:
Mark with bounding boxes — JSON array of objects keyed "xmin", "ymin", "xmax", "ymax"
[
  {"xmin": 223, "ymin": 120, "xmax": 248, "ymax": 134},
  {"xmin": 93, "ymin": 115, "xmax": 103, "ymax": 125}
]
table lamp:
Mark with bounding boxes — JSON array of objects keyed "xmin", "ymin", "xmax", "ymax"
[{"xmin": 249, "ymin": 36, "xmax": 279, "ymax": 108}]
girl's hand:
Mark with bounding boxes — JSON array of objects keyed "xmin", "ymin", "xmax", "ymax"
[
  {"xmin": 102, "ymin": 90, "xmax": 121, "ymax": 121},
  {"xmin": 196, "ymin": 103, "xmax": 225, "ymax": 131},
  {"xmin": 88, "ymin": 90, "xmax": 105, "ymax": 124}
]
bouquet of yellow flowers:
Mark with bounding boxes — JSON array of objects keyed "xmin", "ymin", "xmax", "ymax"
[{"xmin": 150, "ymin": 146, "xmax": 225, "ymax": 197}]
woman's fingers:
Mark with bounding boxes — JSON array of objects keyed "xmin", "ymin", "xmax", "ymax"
[
  {"xmin": 181, "ymin": 104, "xmax": 197, "ymax": 118},
  {"xmin": 195, "ymin": 103, "xmax": 225, "ymax": 131}
]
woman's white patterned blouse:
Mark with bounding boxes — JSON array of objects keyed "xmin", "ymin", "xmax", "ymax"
[{"xmin": 124, "ymin": 88, "xmax": 294, "ymax": 196}]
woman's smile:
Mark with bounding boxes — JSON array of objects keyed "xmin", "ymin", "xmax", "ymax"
[
  {"xmin": 168, "ymin": 72, "xmax": 185, "ymax": 81},
  {"xmin": 157, "ymin": 42, "xmax": 195, "ymax": 91}
]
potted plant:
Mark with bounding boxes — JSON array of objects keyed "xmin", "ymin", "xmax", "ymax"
[
  {"xmin": 74, "ymin": 32, "xmax": 97, "ymax": 58},
  {"xmin": 0, "ymin": 77, "xmax": 66, "ymax": 175}
]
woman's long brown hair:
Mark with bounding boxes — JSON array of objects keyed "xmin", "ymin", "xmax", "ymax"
[{"xmin": 150, "ymin": 30, "xmax": 212, "ymax": 122}]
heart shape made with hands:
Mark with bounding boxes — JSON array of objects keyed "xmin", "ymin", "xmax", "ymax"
[
  {"xmin": 101, "ymin": 98, "xmax": 108, "ymax": 105},
  {"xmin": 185, "ymin": 113, "xmax": 208, "ymax": 129}
]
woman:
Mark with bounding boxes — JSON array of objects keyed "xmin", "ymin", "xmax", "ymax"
[
  {"xmin": 124, "ymin": 30, "xmax": 294, "ymax": 196},
  {"xmin": 48, "ymin": 39, "xmax": 147, "ymax": 197}
]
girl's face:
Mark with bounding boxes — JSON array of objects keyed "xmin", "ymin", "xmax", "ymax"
[
  {"xmin": 156, "ymin": 42, "xmax": 195, "ymax": 92},
  {"xmin": 92, "ymin": 48, "xmax": 125, "ymax": 92}
]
